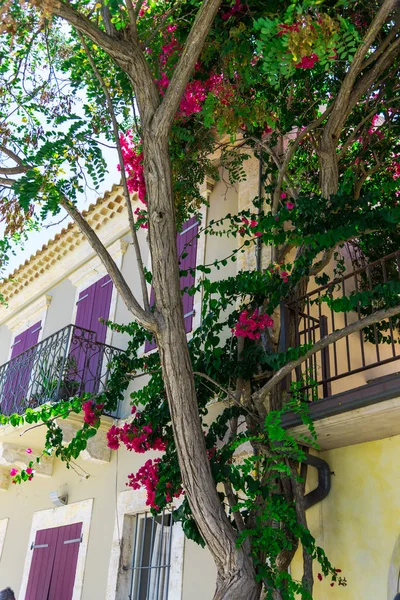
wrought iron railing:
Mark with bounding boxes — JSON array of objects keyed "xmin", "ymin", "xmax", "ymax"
[
  {"xmin": 282, "ymin": 251, "xmax": 400, "ymax": 399},
  {"xmin": 0, "ymin": 325, "xmax": 123, "ymax": 416}
]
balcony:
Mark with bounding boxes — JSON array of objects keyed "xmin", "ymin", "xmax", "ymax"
[
  {"xmin": 281, "ymin": 251, "xmax": 400, "ymax": 449},
  {"xmin": 0, "ymin": 325, "xmax": 123, "ymax": 417}
]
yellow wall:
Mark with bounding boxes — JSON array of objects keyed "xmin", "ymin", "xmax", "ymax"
[{"xmin": 292, "ymin": 434, "xmax": 400, "ymax": 599}]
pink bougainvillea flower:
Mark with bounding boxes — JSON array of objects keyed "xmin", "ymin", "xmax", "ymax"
[
  {"xmin": 286, "ymin": 201, "xmax": 295, "ymax": 210},
  {"xmin": 280, "ymin": 192, "xmax": 287, "ymax": 199},
  {"xmin": 232, "ymin": 308, "xmax": 273, "ymax": 340},
  {"xmin": 280, "ymin": 271, "xmax": 289, "ymax": 283},
  {"xmin": 26, "ymin": 467, "xmax": 33, "ymax": 475},
  {"xmin": 295, "ymin": 54, "xmax": 319, "ymax": 69},
  {"xmin": 262, "ymin": 125, "xmax": 273, "ymax": 137},
  {"xmin": 25, "ymin": 448, "xmax": 32, "ymax": 454},
  {"xmin": 10, "ymin": 468, "xmax": 18, "ymax": 477}
]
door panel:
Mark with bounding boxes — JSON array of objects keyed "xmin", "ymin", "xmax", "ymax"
[
  {"xmin": 25, "ymin": 527, "xmax": 58, "ymax": 600},
  {"xmin": 47, "ymin": 523, "xmax": 83, "ymax": 600}
]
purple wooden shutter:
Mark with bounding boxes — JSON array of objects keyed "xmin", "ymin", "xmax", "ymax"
[
  {"xmin": 25, "ymin": 526, "xmax": 59, "ymax": 600},
  {"xmin": 72, "ymin": 276, "xmax": 113, "ymax": 394},
  {"xmin": 47, "ymin": 522, "xmax": 83, "ymax": 600},
  {"xmin": 178, "ymin": 217, "xmax": 198, "ymax": 333},
  {"xmin": 144, "ymin": 218, "xmax": 198, "ymax": 352},
  {"xmin": 91, "ymin": 275, "xmax": 113, "ymax": 344},
  {"xmin": 2, "ymin": 322, "xmax": 41, "ymax": 415}
]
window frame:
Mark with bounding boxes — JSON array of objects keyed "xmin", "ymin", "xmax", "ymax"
[
  {"xmin": 19, "ymin": 500, "xmax": 93, "ymax": 600},
  {"xmin": 127, "ymin": 511, "xmax": 174, "ymax": 600},
  {"xmin": 106, "ymin": 490, "xmax": 184, "ymax": 600}
]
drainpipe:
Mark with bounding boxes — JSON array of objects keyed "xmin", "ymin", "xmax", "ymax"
[{"xmin": 304, "ymin": 453, "xmax": 331, "ymax": 510}]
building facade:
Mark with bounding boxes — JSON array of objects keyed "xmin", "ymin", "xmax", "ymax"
[{"xmin": 0, "ymin": 161, "xmax": 399, "ymax": 599}]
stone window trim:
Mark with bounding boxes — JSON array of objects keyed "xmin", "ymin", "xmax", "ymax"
[
  {"xmin": 5, "ymin": 295, "xmax": 52, "ymax": 362},
  {"xmin": 0, "ymin": 519, "xmax": 8, "ymax": 562},
  {"xmin": 18, "ymin": 499, "xmax": 93, "ymax": 600},
  {"xmin": 106, "ymin": 489, "xmax": 184, "ymax": 600}
]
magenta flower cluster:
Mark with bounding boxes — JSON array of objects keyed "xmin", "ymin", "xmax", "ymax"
[
  {"xmin": 127, "ymin": 459, "xmax": 183, "ymax": 509},
  {"xmin": 82, "ymin": 400, "xmax": 104, "ymax": 426},
  {"xmin": 233, "ymin": 308, "xmax": 274, "ymax": 340},
  {"xmin": 106, "ymin": 406, "xmax": 166, "ymax": 454},
  {"xmin": 296, "ymin": 54, "xmax": 320, "ymax": 69}
]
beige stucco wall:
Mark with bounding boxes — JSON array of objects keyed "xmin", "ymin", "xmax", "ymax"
[
  {"xmin": 292, "ymin": 433, "xmax": 400, "ymax": 600},
  {"xmin": 182, "ymin": 538, "xmax": 217, "ymax": 600},
  {"xmin": 0, "ymin": 326, "xmax": 11, "ymax": 366},
  {"xmin": 41, "ymin": 277, "xmax": 77, "ymax": 339}
]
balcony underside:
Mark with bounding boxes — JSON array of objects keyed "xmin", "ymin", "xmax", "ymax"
[{"xmin": 282, "ymin": 372, "xmax": 400, "ymax": 450}]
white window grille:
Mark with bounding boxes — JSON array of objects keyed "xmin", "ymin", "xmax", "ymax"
[{"xmin": 127, "ymin": 512, "xmax": 174, "ymax": 600}]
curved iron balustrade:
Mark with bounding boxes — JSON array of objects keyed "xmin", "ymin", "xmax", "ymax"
[{"xmin": 0, "ymin": 325, "xmax": 123, "ymax": 416}]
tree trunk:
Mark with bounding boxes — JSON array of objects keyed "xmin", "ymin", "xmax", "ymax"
[
  {"xmin": 318, "ymin": 136, "xmax": 339, "ymax": 198},
  {"xmin": 143, "ymin": 134, "xmax": 259, "ymax": 593},
  {"xmin": 214, "ymin": 567, "xmax": 262, "ymax": 600}
]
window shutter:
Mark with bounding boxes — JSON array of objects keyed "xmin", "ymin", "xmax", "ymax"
[
  {"xmin": 72, "ymin": 276, "xmax": 113, "ymax": 394},
  {"xmin": 2, "ymin": 321, "xmax": 42, "ymax": 415},
  {"xmin": 144, "ymin": 217, "xmax": 199, "ymax": 352},
  {"xmin": 25, "ymin": 527, "xmax": 59, "ymax": 600},
  {"xmin": 177, "ymin": 217, "xmax": 199, "ymax": 334},
  {"xmin": 47, "ymin": 523, "xmax": 83, "ymax": 600}
]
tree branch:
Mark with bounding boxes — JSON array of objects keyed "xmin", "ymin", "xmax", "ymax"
[
  {"xmin": 309, "ymin": 248, "xmax": 334, "ymax": 276},
  {"xmin": 254, "ymin": 303, "xmax": 400, "ymax": 405},
  {"xmin": 0, "ymin": 144, "xmax": 26, "ymax": 166},
  {"xmin": 271, "ymin": 106, "xmax": 333, "ymax": 213},
  {"xmin": 323, "ymin": 0, "xmax": 399, "ymax": 141},
  {"xmin": 362, "ymin": 11, "xmax": 400, "ymax": 70},
  {"xmin": 153, "ymin": 0, "xmax": 222, "ymax": 135},
  {"xmin": 59, "ymin": 197, "xmax": 156, "ymax": 331},
  {"xmin": 48, "ymin": 0, "xmax": 160, "ymax": 125},
  {"xmin": 77, "ymin": 31, "xmax": 150, "ymax": 312},
  {"xmin": 0, "ymin": 177, "xmax": 15, "ymax": 187},
  {"xmin": 0, "ymin": 165, "xmax": 27, "ymax": 175},
  {"xmin": 49, "ymin": 0, "xmax": 127, "ymax": 58},
  {"xmin": 348, "ymin": 36, "xmax": 400, "ymax": 114}
]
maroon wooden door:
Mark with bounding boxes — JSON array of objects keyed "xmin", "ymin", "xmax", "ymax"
[
  {"xmin": 71, "ymin": 275, "xmax": 113, "ymax": 394},
  {"xmin": 47, "ymin": 523, "xmax": 83, "ymax": 600},
  {"xmin": 25, "ymin": 527, "xmax": 59, "ymax": 600},
  {"xmin": 25, "ymin": 523, "xmax": 83, "ymax": 600},
  {"xmin": 144, "ymin": 217, "xmax": 198, "ymax": 352},
  {"xmin": 2, "ymin": 321, "xmax": 42, "ymax": 415}
]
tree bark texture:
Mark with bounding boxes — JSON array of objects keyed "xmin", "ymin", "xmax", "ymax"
[{"xmin": 143, "ymin": 136, "xmax": 259, "ymax": 598}]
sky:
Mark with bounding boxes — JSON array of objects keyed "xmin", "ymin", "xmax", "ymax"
[{"xmin": 3, "ymin": 145, "xmax": 119, "ymax": 278}]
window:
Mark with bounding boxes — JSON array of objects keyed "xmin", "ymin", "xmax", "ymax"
[{"xmin": 127, "ymin": 512, "xmax": 174, "ymax": 600}]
